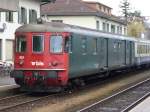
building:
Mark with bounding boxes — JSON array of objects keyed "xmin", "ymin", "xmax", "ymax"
[
  {"xmin": 0, "ymin": 0, "xmax": 18, "ymax": 11},
  {"xmin": 41, "ymin": 0, "xmax": 127, "ymax": 35},
  {"xmin": 0, "ymin": 0, "xmax": 43, "ymax": 63}
]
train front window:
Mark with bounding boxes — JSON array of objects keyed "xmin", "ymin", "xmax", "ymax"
[
  {"xmin": 50, "ymin": 36, "xmax": 63, "ymax": 53},
  {"xmin": 16, "ymin": 36, "xmax": 26, "ymax": 52},
  {"xmin": 32, "ymin": 35, "xmax": 44, "ymax": 53}
]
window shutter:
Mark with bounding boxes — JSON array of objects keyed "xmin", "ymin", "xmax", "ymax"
[
  {"xmin": 18, "ymin": 7, "xmax": 21, "ymax": 24},
  {"xmin": 24, "ymin": 8, "xmax": 27, "ymax": 24},
  {"xmin": 11, "ymin": 12, "xmax": 13, "ymax": 22},
  {"xmin": 34, "ymin": 10, "xmax": 37, "ymax": 22},
  {"xmin": 6, "ymin": 12, "xmax": 9, "ymax": 22},
  {"xmin": 29, "ymin": 9, "xmax": 32, "ymax": 23}
]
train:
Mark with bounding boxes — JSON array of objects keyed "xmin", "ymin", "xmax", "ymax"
[{"xmin": 10, "ymin": 21, "xmax": 150, "ymax": 92}]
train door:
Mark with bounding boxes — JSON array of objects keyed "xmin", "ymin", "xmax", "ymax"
[
  {"xmin": 99, "ymin": 38, "xmax": 107, "ymax": 68},
  {"xmin": 120, "ymin": 40, "xmax": 126, "ymax": 65},
  {"xmin": 130, "ymin": 41, "xmax": 134, "ymax": 65},
  {"xmin": 125, "ymin": 41, "xmax": 131, "ymax": 65}
]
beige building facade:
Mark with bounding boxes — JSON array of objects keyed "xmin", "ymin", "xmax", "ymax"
[{"xmin": 41, "ymin": 0, "xmax": 127, "ymax": 35}]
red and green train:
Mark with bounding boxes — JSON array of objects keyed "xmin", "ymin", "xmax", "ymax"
[{"xmin": 11, "ymin": 22, "xmax": 150, "ymax": 92}]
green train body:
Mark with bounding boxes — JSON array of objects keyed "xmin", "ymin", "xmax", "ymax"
[{"xmin": 69, "ymin": 33, "xmax": 135, "ymax": 78}]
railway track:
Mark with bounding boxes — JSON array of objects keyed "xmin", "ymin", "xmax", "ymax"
[
  {"xmin": 78, "ymin": 78, "xmax": 150, "ymax": 112},
  {"xmin": 0, "ymin": 69, "xmax": 149, "ymax": 112},
  {"xmin": 0, "ymin": 92, "xmax": 59, "ymax": 112}
]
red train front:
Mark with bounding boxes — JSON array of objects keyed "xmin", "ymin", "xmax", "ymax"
[{"xmin": 11, "ymin": 23, "xmax": 69, "ymax": 92}]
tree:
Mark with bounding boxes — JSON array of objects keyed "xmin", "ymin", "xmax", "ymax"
[
  {"xmin": 120, "ymin": 0, "xmax": 131, "ymax": 22},
  {"xmin": 127, "ymin": 20, "xmax": 145, "ymax": 38},
  {"xmin": 127, "ymin": 10, "xmax": 146, "ymax": 38},
  {"xmin": 120, "ymin": 0, "xmax": 146, "ymax": 38}
]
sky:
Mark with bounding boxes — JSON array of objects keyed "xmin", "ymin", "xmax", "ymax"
[{"xmin": 83, "ymin": 0, "xmax": 150, "ymax": 17}]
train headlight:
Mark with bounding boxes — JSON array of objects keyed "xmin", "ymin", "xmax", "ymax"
[{"xmin": 51, "ymin": 61, "xmax": 58, "ymax": 66}]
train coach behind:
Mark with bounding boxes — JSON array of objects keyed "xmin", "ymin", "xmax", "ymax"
[{"xmin": 10, "ymin": 22, "xmax": 150, "ymax": 92}]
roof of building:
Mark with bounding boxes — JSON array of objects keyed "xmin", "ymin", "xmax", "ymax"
[
  {"xmin": 41, "ymin": 0, "xmax": 126, "ymax": 25},
  {"xmin": 0, "ymin": 0, "xmax": 19, "ymax": 11},
  {"xmin": 84, "ymin": 1, "xmax": 112, "ymax": 9}
]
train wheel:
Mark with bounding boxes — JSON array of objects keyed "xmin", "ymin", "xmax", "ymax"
[{"xmin": 104, "ymin": 70, "xmax": 110, "ymax": 77}]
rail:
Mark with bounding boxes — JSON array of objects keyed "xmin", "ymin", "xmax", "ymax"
[{"xmin": 77, "ymin": 78, "xmax": 150, "ymax": 112}]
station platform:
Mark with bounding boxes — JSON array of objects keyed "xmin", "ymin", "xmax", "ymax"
[
  {"xmin": 0, "ymin": 74, "xmax": 15, "ymax": 86},
  {"xmin": 130, "ymin": 96, "xmax": 150, "ymax": 112}
]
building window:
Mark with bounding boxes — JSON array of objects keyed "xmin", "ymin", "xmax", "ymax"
[
  {"xmin": 107, "ymin": 9, "xmax": 109, "ymax": 14},
  {"xmin": 124, "ymin": 27, "xmax": 127, "ymax": 35},
  {"xmin": 99, "ymin": 6, "xmax": 101, "ymax": 11},
  {"xmin": 96, "ymin": 21, "xmax": 100, "ymax": 30},
  {"xmin": 106, "ymin": 23, "xmax": 109, "ymax": 32},
  {"xmin": 103, "ymin": 22, "xmax": 106, "ymax": 32},
  {"xmin": 51, "ymin": 20, "xmax": 63, "ymax": 23},
  {"xmin": 120, "ymin": 27, "xmax": 122, "ymax": 34},
  {"xmin": 103, "ymin": 23, "xmax": 109, "ymax": 32},
  {"xmin": 117, "ymin": 26, "xmax": 120, "ymax": 34},
  {"xmin": 29, "ymin": 9, "xmax": 37, "ymax": 23},
  {"xmin": 20, "ymin": 7, "xmax": 27, "ymax": 24},
  {"xmin": 6, "ymin": 12, "xmax": 13, "ymax": 22},
  {"xmin": 104, "ymin": 7, "xmax": 106, "ymax": 12},
  {"xmin": 111, "ymin": 25, "xmax": 115, "ymax": 33}
]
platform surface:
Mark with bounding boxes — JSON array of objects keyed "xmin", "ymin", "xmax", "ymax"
[
  {"xmin": 0, "ymin": 74, "xmax": 15, "ymax": 86},
  {"xmin": 129, "ymin": 96, "xmax": 150, "ymax": 112}
]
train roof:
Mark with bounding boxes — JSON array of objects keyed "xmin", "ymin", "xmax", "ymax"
[{"xmin": 15, "ymin": 22, "xmax": 149, "ymax": 42}]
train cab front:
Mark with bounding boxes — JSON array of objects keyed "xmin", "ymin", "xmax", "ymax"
[{"xmin": 11, "ymin": 32, "xmax": 70, "ymax": 92}]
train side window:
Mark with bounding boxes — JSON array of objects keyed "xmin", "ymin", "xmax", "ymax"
[
  {"xmin": 118, "ymin": 42, "xmax": 121, "ymax": 48},
  {"xmin": 16, "ymin": 36, "xmax": 26, "ymax": 53},
  {"xmin": 69, "ymin": 36, "xmax": 73, "ymax": 53},
  {"xmin": 144, "ymin": 45, "xmax": 146, "ymax": 54},
  {"xmin": 64, "ymin": 36, "xmax": 73, "ymax": 53},
  {"xmin": 113, "ymin": 42, "xmax": 117, "ymax": 52},
  {"xmin": 82, "ymin": 37, "xmax": 87, "ymax": 54},
  {"xmin": 137, "ymin": 44, "xmax": 140, "ymax": 54},
  {"xmin": 100, "ymin": 39, "xmax": 104, "ymax": 51},
  {"xmin": 65, "ymin": 36, "xmax": 73, "ymax": 53},
  {"xmin": 141, "ymin": 45, "xmax": 143, "ymax": 54},
  {"xmin": 139, "ymin": 45, "xmax": 142, "ymax": 54},
  {"xmin": 50, "ymin": 35, "xmax": 63, "ymax": 53},
  {"xmin": 64, "ymin": 37, "xmax": 69, "ymax": 53},
  {"xmin": 146, "ymin": 45, "xmax": 147, "ymax": 54},
  {"xmin": 32, "ymin": 35, "xmax": 44, "ymax": 53},
  {"xmin": 93, "ymin": 38, "xmax": 98, "ymax": 54}
]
